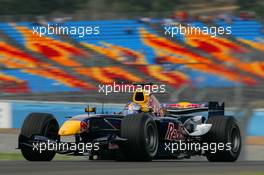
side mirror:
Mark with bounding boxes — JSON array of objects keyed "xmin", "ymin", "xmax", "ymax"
[{"xmin": 85, "ymin": 107, "xmax": 96, "ymax": 113}]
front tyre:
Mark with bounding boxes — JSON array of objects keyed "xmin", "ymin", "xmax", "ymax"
[
  {"xmin": 18, "ymin": 113, "xmax": 59, "ymax": 161},
  {"xmin": 203, "ymin": 116, "xmax": 241, "ymax": 162},
  {"xmin": 120, "ymin": 113, "xmax": 158, "ymax": 161}
]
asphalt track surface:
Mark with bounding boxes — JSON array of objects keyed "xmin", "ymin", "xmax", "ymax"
[{"xmin": 0, "ymin": 161, "xmax": 264, "ymax": 175}]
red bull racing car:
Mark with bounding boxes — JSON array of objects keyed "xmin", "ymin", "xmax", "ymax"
[{"xmin": 18, "ymin": 89, "xmax": 241, "ymax": 162}]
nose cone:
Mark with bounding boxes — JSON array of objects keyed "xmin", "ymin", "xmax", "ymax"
[{"xmin": 58, "ymin": 120, "xmax": 81, "ymax": 136}]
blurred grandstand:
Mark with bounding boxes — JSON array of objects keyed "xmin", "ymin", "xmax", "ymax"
[{"xmin": 0, "ymin": 1, "xmax": 263, "ymax": 108}]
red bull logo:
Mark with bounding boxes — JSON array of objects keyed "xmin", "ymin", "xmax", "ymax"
[
  {"xmin": 165, "ymin": 122, "xmax": 185, "ymax": 141},
  {"xmin": 80, "ymin": 121, "xmax": 89, "ymax": 133},
  {"xmin": 167, "ymin": 102, "xmax": 201, "ymax": 109}
]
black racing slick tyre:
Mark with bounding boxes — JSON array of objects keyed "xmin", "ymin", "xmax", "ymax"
[
  {"xmin": 120, "ymin": 113, "xmax": 158, "ymax": 161},
  {"xmin": 203, "ymin": 116, "xmax": 241, "ymax": 162},
  {"xmin": 18, "ymin": 113, "xmax": 59, "ymax": 161}
]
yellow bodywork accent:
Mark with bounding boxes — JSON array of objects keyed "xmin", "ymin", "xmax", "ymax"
[
  {"xmin": 141, "ymin": 106, "xmax": 150, "ymax": 112},
  {"xmin": 58, "ymin": 120, "xmax": 81, "ymax": 136},
  {"xmin": 132, "ymin": 90, "xmax": 149, "ymax": 108}
]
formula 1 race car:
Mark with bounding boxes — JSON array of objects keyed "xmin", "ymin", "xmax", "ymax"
[{"xmin": 18, "ymin": 88, "xmax": 241, "ymax": 162}]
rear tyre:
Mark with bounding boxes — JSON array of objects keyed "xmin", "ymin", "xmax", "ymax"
[
  {"xmin": 203, "ymin": 116, "xmax": 241, "ymax": 162},
  {"xmin": 18, "ymin": 113, "xmax": 59, "ymax": 161},
  {"xmin": 120, "ymin": 113, "xmax": 158, "ymax": 161}
]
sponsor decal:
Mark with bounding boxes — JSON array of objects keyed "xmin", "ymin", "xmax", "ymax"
[
  {"xmin": 80, "ymin": 121, "xmax": 89, "ymax": 133},
  {"xmin": 165, "ymin": 122, "xmax": 185, "ymax": 141},
  {"xmin": 167, "ymin": 102, "xmax": 201, "ymax": 109}
]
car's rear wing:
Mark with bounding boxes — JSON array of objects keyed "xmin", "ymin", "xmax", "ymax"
[{"xmin": 165, "ymin": 101, "xmax": 224, "ymax": 116}]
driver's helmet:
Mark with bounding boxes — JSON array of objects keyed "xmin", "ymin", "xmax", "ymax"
[{"xmin": 122, "ymin": 102, "xmax": 141, "ymax": 115}]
